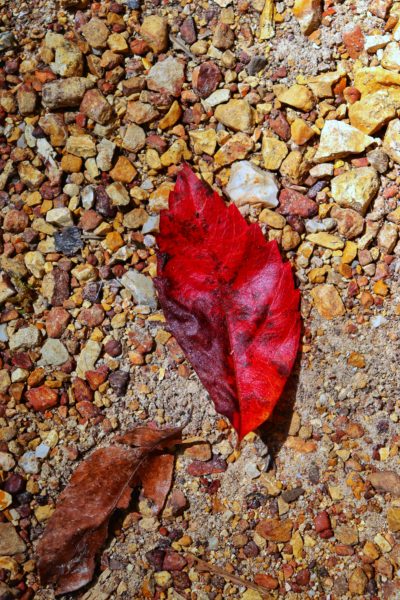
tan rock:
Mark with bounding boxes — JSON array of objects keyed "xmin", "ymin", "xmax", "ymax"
[
  {"xmin": 349, "ymin": 90, "xmax": 397, "ymax": 134},
  {"xmin": 388, "ymin": 506, "xmax": 400, "ymax": 532},
  {"xmin": 140, "ymin": 16, "xmax": 168, "ymax": 54},
  {"xmin": 382, "ymin": 41, "xmax": 400, "ymax": 70},
  {"xmin": 293, "ymin": 0, "xmax": 322, "ymax": 35},
  {"xmin": 189, "ymin": 129, "xmax": 217, "ymax": 155},
  {"xmin": 65, "ymin": 135, "xmax": 96, "ymax": 158},
  {"xmin": 109, "ymin": 156, "xmax": 137, "ymax": 183},
  {"xmin": 262, "ymin": 136, "xmax": 288, "ymax": 170},
  {"xmin": 331, "ymin": 167, "xmax": 380, "ymax": 215},
  {"xmin": 310, "ymin": 284, "xmax": 345, "ymax": 319},
  {"xmin": 306, "ymin": 232, "xmax": 344, "ymax": 250},
  {"xmin": 161, "ymin": 139, "xmax": 191, "ymax": 166},
  {"xmin": 331, "ymin": 206, "xmax": 364, "ymax": 239},
  {"xmin": 214, "ymin": 99, "xmax": 254, "ymax": 133},
  {"xmin": 383, "ymin": 118, "xmax": 400, "ymax": 163},
  {"xmin": 149, "ymin": 182, "xmax": 174, "ymax": 212},
  {"xmin": 354, "ymin": 66, "xmax": 400, "ymax": 97},
  {"xmin": 214, "ymin": 132, "xmax": 253, "ymax": 166},
  {"xmin": 348, "ymin": 567, "xmax": 368, "ymax": 595},
  {"xmin": 123, "ymin": 208, "xmax": 148, "ymax": 229},
  {"xmin": 314, "ymin": 120, "xmax": 375, "ymax": 162},
  {"xmin": 106, "ymin": 182, "xmax": 130, "ymax": 207},
  {"xmin": 280, "ymin": 150, "xmax": 305, "ymax": 183},
  {"xmin": 291, "ymin": 118, "xmax": 315, "ymax": 145},
  {"xmin": 277, "ymin": 84, "xmax": 316, "ymax": 111},
  {"xmin": 307, "ymin": 69, "xmax": 344, "ymax": 98},
  {"xmin": 259, "ymin": 208, "xmax": 286, "ymax": 229},
  {"xmin": 42, "ymin": 77, "xmax": 94, "ymax": 110},
  {"xmin": 255, "ymin": 518, "xmax": 293, "ymax": 542},
  {"xmin": 61, "ymin": 154, "xmax": 82, "ymax": 173},
  {"xmin": 107, "ymin": 32, "xmax": 128, "ymax": 53},
  {"xmin": 121, "ymin": 124, "xmax": 146, "ymax": 153},
  {"xmin": 39, "ymin": 113, "xmax": 68, "ymax": 146},
  {"xmin": 377, "ymin": 222, "xmax": 398, "ymax": 254},
  {"xmin": 81, "ymin": 17, "xmax": 109, "ymax": 49},
  {"xmin": 126, "ymin": 101, "xmax": 158, "ymax": 125},
  {"xmin": 17, "ymin": 162, "xmax": 45, "ymax": 190},
  {"xmin": 158, "ymin": 101, "xmax": 182, "ymax": 129},
  {"xmin": 80, "ymin": 89, "xmax": 113, "ymax": 125}
]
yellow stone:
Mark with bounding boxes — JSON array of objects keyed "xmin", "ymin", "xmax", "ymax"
[
  {"xmin": 214, "ymin": 99, "xmax": 255, "ymax": 133},
  {"xmin": 373, "ymin": 280, "xmax": 389, "ymax": 296},
  {"xmin": 293, "ymin": 0, "xmax": 322, "ymax": 35},
  {"xmin": 387, "ymin": 506, "xmax": 400, "ymax": 532},
  {"xmin": 314, "ymin": 120, "xmax": 375, "ymax": 162},
  {"xmin": 108, "ymin": 32, "xmax": 128, "ymax": 53},
  {"xmin": 0, "ymin": 490, "xmax": 12, "ymax": 510},
  {"xmin": 146, "ymin": 148, "xmax": 162, "ymax": 170},
  {"xmin": 259, "ymin": 208, "xmax": 286, "ymax": 229},
  {"xmin": 158, "ymin": 101, "xmax": 182, "ymax": 130},
  {"xmin": 342, "ymin": 241, "xmax": 358, "ymax": 264},
  {"xmin": 310, "ymin": 284, "xmax": 345, "ymax": 320},
  {"xmin": 362, "ymin": 541, "xmax": 380, "ymax": 561},
  {"xmin": 104, "ymin": 231, "xmax": 124, "ymax": 252},
  {"xmin": 241, "ymin": 590, "xmax": 263, "ymax": 600},
  {"xmin": 306, "ymin": 232, "xmax": 344, "ymax": 250},
  {"xmin": 261, "ymin": 135, "xmax": 288, "ymax": 170},
  {"xmin": 291, "ymin": 118, "xmax": 315, "ymax": 145},
  {"xmin": 348, "ymin": 90, "xmax": 397, "ymax": 134},
  {"xmin": 259, "ymin": 0, "xmax": 275, "ymax": 41},
  {"xmin": 111, "ymin": 312, "xmax": 126, "ymax": 328},
  {"xmin": 34, "ymin": 505, "xmax": 55, "ymax": 522},
  {"xmin": 354, "ymin": 66, "xmax": 400, "ymax": 97},
  {"xmin": 307, "ymin": 69, "xmax": 344, "ymax": 98},
  {"xmin": 161, "ymin": 139, "xmax": 191, "ymax": 166},
  {"xmin": 148, "ymin": 182, "xmax": 175, "ymax": 212},
  {"xmin": 61, "ymin": 154, "xmax": 82, "ymax": 173},
  {"xmin": 308, "ymin": 265, "xmax": 329, "ymax": 283},
  {"xmin": 214, "ymin": 132, "xmax": 253, "ymax": 167},
  {"xmin": 189, "ymin": 129, "xmax": 217, "ymax": 155},
  {"xmin": 280, "ymin": 150, "xmax": 304, "ymax": 183},
  {"xmin": 109, "ymin": 156, "xmax": 137, "ymax": 183},
  {"xmin": 277, "ymin": 84, "xmax": 316, "ymax": 111},
  {"xmin": 291, "ymin": 530, "xmax": 304, "ymax": 559}
]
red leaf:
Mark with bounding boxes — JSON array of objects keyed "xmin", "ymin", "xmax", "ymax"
[
  {"xmin": 139, "ymin": 453, "xmax": 175, "ymax": 514},
  {"xmin": 155, "ymin": 165, "xmax": 301, "ymax": 439},
  {"xmin": 37, "ymin": 425, "xmax": 182, "ymax": 596}
]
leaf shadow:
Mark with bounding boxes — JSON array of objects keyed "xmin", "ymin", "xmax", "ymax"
[{"xmin": 258, "ymin": 347, "xmax": 303, "ymax": 465}]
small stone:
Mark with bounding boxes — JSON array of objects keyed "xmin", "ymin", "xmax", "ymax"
[
  {"xmin": 331, "ymin": 206, "xmax": 364, "ymax": 239},
  {"xmin": 226, "ymin": 161, "xmax": 278, "ymax": 207},
  {"xmin": 349, "ymin": 90, "xmax": 397, "ymax": 135},
  {"xmin": 3, "ymin": 209, "xmax": 28, "ymax": 233},
  {"xmin": 184, "ymin": 442, "xmax": 212, "ymax": 461},
  {"xmin": 0, "ymin": 523, "xmax": 26, "ymax": 555},
  {"xmin": 278, "ymin": 189, "xmax": 317, "ymax": 217},
  {"xmin": 96, "ymin": 139, "xmax": 116, "ymax": 172},
  {"xmin": 10, "ymin": 326, "xmax": 40, "ymax": 351},
  {"xmin": 18, "ymin": 162, "xmax": 45, "ymax": 190},
  {"xmin": 348, "ymin": 567, "xmax": 368, "ymax": 595},
  {"xmin": 192, "ymin": 61, "xmax": 222, "ymax": 98},
  {"xmin": 342, "ymin": 23, "xmax": 365, "ymax": 59},
  {"xmin": 388, "ymin": 506, "xmax": 400, "ymax": 532},
  {"xmin": 109, "ymin": 370, "xmax": 130, "ymax": 395},
  {"xmin": 82, "ymin": 17, "xmax": 109, "ymax": 49},
  {"xmin": 140, "ymin": 16, "xmax": 168, "ymax": 54},
  {"xmin": 335, "ymin": 525, "xmax": 359, "ymax": 545},
  {"xmin": 45, "ymin": 33, "xmax": 83, "ymax": 78},
  {"xmin": 54, "ymin": 226, "xmax": 83, "ymax": 256},
  {"xmin": 158, "ymin": 100, "xmax": 182, "ymax": 129},
  {"xmin": 383, "ymin": 118, "xmax": 400, "ymax": 164},
  {"xmin": 76, "ymin": 340, "xmax": 102, "ymax": 377},
  {"xmin": 314, "ymin": 120, "xmax": 375, "ymax": 163},
  {"xmin": 61, "ymin": 154, "xmax": 82, "ymax": 173},
  {"xmin": 154, "ymin": 571, "xmax": 172, "ymax": 589},
  {"xmin": 39, "ymin": 113, "xmax": 68, "ymax": 146},
  {"xmin": 26, "ymin": 386, "xmax": 58, "ymax": 412},
  {"xmin": 330, "ymin": 167, "xmax": 380, "ymax": 215},
  {"xmin": 214, "ymin": 133, "xmax": 254, "ymax": 166},
  {"xmin": 213, "ymin": 22, "xmax": 234, "ymax": 49},
  {"xmin": 306, "ymin": 232, "xmax": 344, "ymax": 250},
  {"xmin": 108, "ymin": 32, "xmax": 128, "ymax": 53},
  {"xmin": 364, "ymin": 33, "xmax": 391, "ymax": 53},
  {"xmin": 161, "ymin": 139, "xmax": 191, "ymax": 166},
  {"xmin": 46, "ymin": 207, "xmax": 73, "ymax": 227},
  {"xmin": 80, "ymin": 89, "xmax": 113, "ymax": 125},
  {"xmin": 123, "ymin": 208, "xmax": 148, "ymax": 229},
  {"xmin": 24, "ymin": 251, "xmax": 45, "ymax": 278},
  {"xmin": 0, "ymin": 490, "xmax": 12, "ymax": 510},
  {"xmin": 241, "ymin": 591, "xmax": 263, "ymax": 600},
  {"xmin": 189, "ymin": 129, "xmax": 217, "ymax": 155},
  {"xmin": 147, "ymin": 57, "xmax": 185, "ymax": 97},
  {"xmin": 65, "ymin": 134, "xmax": 96, "ymax": 158},
  {"xmin": 110, "ymin": 156, "xmax": 137, "ymax": 182},
  {"xmin": 369, "ymin": 471, "xmax": 400, "ymax": 496},
  {"xmin": 377, "ymin": 222, "xmax": 398, "ymax": 254},
  {"xmin": 126, "ymin": 100, "xmax": 159, "ymax": 125},
  {"xmin": 17, "ymin": 85, "xmax": 37, "ymax": 116},
  {"xmin": 122, "ymin": 124, "xmax": 146, "ymax": 153},
  {"xmin": 291, "ymin": 118, "xmax": 315, "ymax": 145},
  {"xmin": 105, "ymin": 181, "xmax": 129, "ymax": 207},
  {"xmin": 310, "ymin": 284, "xmax": 345, "ymax": 319},
  {"xmin": 259, "ymin": 209, "xmax": 286, "ymax": 229},
  {"xmin": 215, "ymin": 99, "xmax": 254, "ymax": 133},
  {"xmin": 46, "ymin": 307, "xmax": 71, "ymax": 338},
  {"xmin": 120, "ymin": 270, "xmax": 157, "ymax": 308},
  {"xmin": 293, "ymin": 0, "xmax": 322, "ymax": 35},
  {"xmin": 255, "ymin": 518, "xmax": 293, "ymax": 542},
  {"xmin": 262, "ymin": 136, "xmax": 288, "ymax": 170},
  {"xmin": 0, "ymin": 452, "xmax": 15, "ymax": 471},
  {"xmin": 42, "ymin": 77, "xmax": 94, "ymax": 110},
  {"xmin": 39, "ymin": 339, "xmax": 69, "ymax": 367},
  {"xmin": 277, "ymin": 84, "xmax": 315, "ymax": 111}
]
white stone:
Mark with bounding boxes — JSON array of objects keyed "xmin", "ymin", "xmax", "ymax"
[
  {"xmin": 81, "ymin": 185, "xmax": 95, "ymax": 209},
  {"xmin": 226, "ymin": 160, "xmax": 279, "ymax": 207},
  {"xmin": 382, "ymin": 42, "xmax": 400, "ymax": 71},
  {"xmin": 106, "ymin": 181, "xmax": 130, "ymax": 206},
  {"xmin": 76, "ymin": 340, "xmax": 102, "ymax": 377},
  {"xmin": 309, "ymin": 163, "xmax": 334, "ymax": 178},
  {"xmin": 314, "ymin": 120, "xmax": 375, "ymax": 163},
  {"xmin": 39, "ymin": 339, "xmax": 69, "ymax": 367},
  {"xmin": 9, "ymin": 326, "xmax": 40, "ymax": 351},
  {"xmin": 46, "ymin": 207, "xmax": 73, "ymax": 227},
  {"xmin": 0, "ymin": 452, "xmax": 15, "ymax": 472},
  {"xmin": 96, "ymin": 138, "xmax": 116, "ymax": 171},
  {"xmin": 19, "ymin": 451, "xmax": 40, "ymax": 474},
  {"xmin": 364, "ymin": 34, "xmax": 391, "ymax": 53},
  {"xmin": 120, "ymin": 270, "xmax": 157, "ymax": 308},
  {"xmin": 203, "ymin": 89, "xmax": 230, "ymax": 108},
  {"xmin": 24, "ymin": 251, "xmax": 45, "ymax": 278},
  {"xmin": 383, "ymin": 118, "xmax": 400, "ymax": 163}
]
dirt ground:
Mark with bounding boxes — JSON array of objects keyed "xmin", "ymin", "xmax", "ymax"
[{"xmin": 1, "ymin": 0, "xmax": 400, "ymax": 598}]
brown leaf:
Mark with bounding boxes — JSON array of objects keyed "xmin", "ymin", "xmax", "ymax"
[
  {"xmin": 115, "ymin": 425, "xmax": 182, "ymax": 450},
  {"xmin": 37, "ymin": 425, "xmax": 183, "ymax": 596},
  {"xmin": 139, "ymin": 453, "xmax": 175, "ymax": 515}
]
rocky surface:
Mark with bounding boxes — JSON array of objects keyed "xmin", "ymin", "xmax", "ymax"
[{"xmin": 0, "ymin": 0, "xmax": 400, "ymax": 598}]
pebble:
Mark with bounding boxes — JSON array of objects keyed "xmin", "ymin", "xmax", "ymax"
[
  {"xmin": 120, "ymin": 270, "xmax": 157, "ymax": 308},
  {"xmin": 226, "ymin": 161, "xmax": 278, "ymax": 207},
  {"xmin": 9, "ymin": 326, "xmax": 40, "ymax": 351},
  {"xmin": 214, "ymin": 99, "xmax": 254, "ymax": 133},
  {"xmin": 310, "ymin": 284, "xmax": 345, "ymax": 320},
  {"xmin": 314, "ymin": 120, "xmax": 375, "ymax": 162},
  {"xmin": 42, "ymin": 77, "xmax": 94, "ymax": 109},
  {"xmin": 39, "ymin": 338, "xmax": 69, "ymax": 367},
  {"xmin": 0, "ymin": 523, "xmax": 26, "ymax": 555},
  {"xmin": 54, "ymin": 226, "xmax": 83, "ymax": 256},
  {"xmin": 147, "ymin": 57, "xmax": 185, "ymax": 97},
  {"xmin": 330, "ymin": 167, "xmax": 380, "ymax": 215},
  {"xmin": 18, "ymin": 451, "xmax": 40, "ymax": 474}
]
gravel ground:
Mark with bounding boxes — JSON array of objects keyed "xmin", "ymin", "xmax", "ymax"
[{"xmin": 0, "ymin": 0, "xmax": 400, "ymax": 598}]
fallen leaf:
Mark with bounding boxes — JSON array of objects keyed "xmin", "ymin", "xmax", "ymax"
[
  {"xmin": 155, "ymin": 165, "xmax": 300, "ymax": 439},
  {"xmin": 37, "ymin": 426, "xmax": 182, "ymax": 596},
  {"xmin": 139, "ymin": 453, "xmax": 175, "ymax": 514}
]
